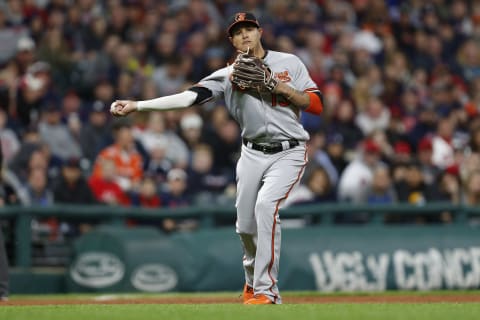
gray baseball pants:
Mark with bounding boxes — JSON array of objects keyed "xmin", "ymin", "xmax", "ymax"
[{"xmin": 235, "ymin": 143, "xmax": 307, "ymax": 304}]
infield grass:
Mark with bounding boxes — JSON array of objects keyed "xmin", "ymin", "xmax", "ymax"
[
  {"xmin": 1, "ymin": 303, "xmax": 480, "ymax": 320},
  {"xmin": 2, "ymin": 291, "xmax": 480, "ymax": 320}
]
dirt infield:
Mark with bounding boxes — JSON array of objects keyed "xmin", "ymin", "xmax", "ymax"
[{"xmin": 2, "ymin": 293, "xmax": 480, "ymax": 305}]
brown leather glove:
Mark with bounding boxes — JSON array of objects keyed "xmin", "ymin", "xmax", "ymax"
[{"xmin": 230, "ymin": 50, "xmax": 278, "ymax": 92}]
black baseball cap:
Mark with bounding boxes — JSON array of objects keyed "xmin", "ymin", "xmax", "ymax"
[
  {"xmin": 63, "ymin": 157, "xmax": 81, "ymax": 168},
  {"xmin": 227, "ymin": 12, "xmax": 260, "ymax": 36}
]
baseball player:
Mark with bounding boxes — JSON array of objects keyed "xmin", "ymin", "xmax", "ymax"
[
  {"xmin": 0, "ymin": 141, "xmax": 9, "ymax": 302},
  {"xmin": 110, "ymin": 12, "xmax": 323, "ymax": 304}
]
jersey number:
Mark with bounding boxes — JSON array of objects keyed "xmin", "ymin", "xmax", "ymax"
[{"xmin": 271, "ymin": 94, "xmax": 289, "ymax": 107}]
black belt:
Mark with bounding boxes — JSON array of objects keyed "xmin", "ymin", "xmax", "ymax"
[{"xmin": 242, "ymin": 138, "xmax": 299, "ymax": 154}]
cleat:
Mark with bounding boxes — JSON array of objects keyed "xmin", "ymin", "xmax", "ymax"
[
  {"xmin": 244, "ymin": 294, "xmax": 274, "ymax": 305},
  {"xmin": 243, "ymin": 284, "xmax": 254, "ymax": 303}
]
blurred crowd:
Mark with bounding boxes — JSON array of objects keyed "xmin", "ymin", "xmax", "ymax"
[{"xmin": 0, "ymin": 0, "xmax": 480, "ymax": 229}]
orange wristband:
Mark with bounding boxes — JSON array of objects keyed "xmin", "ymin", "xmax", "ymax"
[{"xmin": 305, "ymin": 92, "xmax": 323, "ymax": 115}]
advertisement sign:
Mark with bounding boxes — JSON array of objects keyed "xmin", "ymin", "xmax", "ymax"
[{"xmin": 68, "ymin": 225, "xmax": 480, "ymax": 292}]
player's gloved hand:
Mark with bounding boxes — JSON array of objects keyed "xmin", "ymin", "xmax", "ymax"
[{"xmin": 230, "ymin": 48, "xmax": 278, "ymax": 92}]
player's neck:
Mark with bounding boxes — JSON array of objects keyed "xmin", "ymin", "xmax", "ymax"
[
  {"xmin": 252, "ymin": 45, "xmax": 266, "ymax": 59},
  {"xmin": 255, "ymin": 46, "xmax": 267, "ymax": 59}
]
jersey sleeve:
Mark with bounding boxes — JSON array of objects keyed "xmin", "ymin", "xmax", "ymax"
[
  {"xmin": 291, "ymin": 56, "xmax": 320, "ymax": 93},
  {"xmin": 190, "ymin": 67, "xmax": 229, "ymax": 103}
]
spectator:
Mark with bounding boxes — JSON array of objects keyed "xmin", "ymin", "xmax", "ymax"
[
  {"xmin": 1, "ymin": 163, "xmax": 27, "ymax": 206},
  {"xmin": 0, "ymin": 35, "xmax": 36, "ymax": 120},
  {"xmin": 184, "ymin": 31, "xmax": 209, "ymax": 81},
  {"xmin": 309, "ymin": 131, "xmax": 339, "ymax": 187},
  {"xmin": 462, "ymin": 169, "xmax": 480, "ymax": 206},
  {"xmin": 131, "ymin": 175, "xmax": 161, "ymax": 208},
  {"xmin": 23, "ymin": 169, "xmax": 62, "ymax": 250},
  {"xmin": 338, "ymin": 138, "xmax": 383, "ymax": 203},
  {"xmin": 408, "ymin": 108, "xmax": 439, "ymax": 144},
  {"xmin": 22, "ymin": 168, "xmax": 53, "ymax": 206},
  {"xmin": 325, "ymin": 133, "xmax": 348, "ymax": 178},
  {"xmin": 302, "ymin": 130, "xmax": 326, "ymax": 184},
  {"xmin": 38, "ymin": 102, "xmax": 82, "ymax": 161},
  {"xmin": 91, "ymin": 118, "xmax": 143, "ymax": 192},
  {"xmin": 284, "ymin": 166, "xmax": 336, "ymax": 207},
  {"xmin": 328, "ymin": 99, "xmax": 364, "ymax": 152},
  {"xmin": 88, "ymin": 158, "xmax": 130, "ymax": 206},
  {"xmin": 152, "ymin": 56, "xmax": 187, "ymax": 96},
  {"xmin": 8, "ymin": 128, "xmax": 42, "ymax": 182},
  {"xmin": 36, "ymin": 26, "xmax": 73, "ymax": 92},
  {"xmin": 161, "ymin": 168, "xmax": 191, "ymax": 208},
  {"xmin": 370, "ymin": 129, "xmax": 394, "ymax": 162},
  {"xmin": 366, "ymin": 166, "xmax": 397, "ymax": 205},
  {"xmin": 135, "ymin": 112, "xmax": 189, "ymax": 169},
  {"xmin": 355, "ymin": 96, "xmax": 391, "ymax": 136},
  {"xmin": 127, "ymin": 175, "xmax": 162, "ymax": 227},
  {"xmin": 0, "ymin": 109, "xmax": 20, "ymax": 164},
  {"xmin": 416, "ymin": 136, "xmax": 439, "ymax": 186},
  {"xmin": 152, "ymin": 32, "xmax": 177, "ymax": 66},
  {"xmin": 432, "ymin": 167, "xmax": 461, "ymax": 205},
  {"xmin": 1, "ymin": 35, "xmax": 35, "ymax": 82},
  {"xmin": 207, "ymin": 118, "xmax": 241, "ymax": 172},
  {"xmin": 320, "ymin": 82, "xmax": 343, "ymax": 122},
  {"xmin": 62, "ymin": 91, "xmax": 83, "ymax": 140},
  {"xmin": 461, "ymin": 152, "xmax": 480, "ymax": 182},
  {"xmin": 16, "ymin": 61, "xmax": 58, "ymax": 130},
  {"xmin": 179, "ymin": 112, "xmax": 204, "ymax": 150},
  {"xmin": 160, "ymin": 168, "xmax": 196, "ymax": 233},
  {"xmin": 392, "ymin": 140, "xmax": 413, "ymax": 166},
  {"xmin": 398, "ymin": 87, "xmax": 422, "ymax": 136},
  {"xmin": 143, "ymin": 135, "xmax": 172, "ymax": 187},
  {"xmin": 432, "ymin": 116, "xmax": 456, "ymax": 169},
  {"xmin": 52, "ymin": 157, "xmax": 96, "ymax": 205},
  {"xmin": 92, "ymin": 79, "xmax": 115, "ymax": 112},
  {"xmin": 468, "ymin": 126, "xmax": 480, "ymax": 154},
  {"xmin": 187, "ymin": 143, "xmax": 234, "ymax": 204},
  {"xmin": 79, "ymin": 100, "xmax": 110, "ymax": 165},
  {"xmin": 51, "ymin": 156, "xmax": 96, "ymax": 235},
  {"xmin": 457, "ymin": 39, "xmax": 480, "ymax": 82},
  {"xmin": 394, "ymin": 160, "xmax": 435, "ymax": 205}
]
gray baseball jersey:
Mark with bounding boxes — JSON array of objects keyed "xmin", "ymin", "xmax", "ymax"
[
  {"xmin": 192, "ymin": 50, "xmax": 320, "ymax": 304},
  {"xmin": 196, "ymin": 50, "xmax": 318, "ymax": 142}
]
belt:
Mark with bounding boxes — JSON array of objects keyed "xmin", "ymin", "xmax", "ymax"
[{"xmin": 242, "ymin": 138, "xmax": 299, "ymax": 154}]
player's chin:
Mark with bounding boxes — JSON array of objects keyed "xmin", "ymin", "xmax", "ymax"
[{"xmin": 237, "ymin": 44, "xmax": 250, "ymax": 52}]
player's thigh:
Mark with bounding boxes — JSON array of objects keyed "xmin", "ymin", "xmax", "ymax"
[
  {"xmin": 257, "ymin": 147, "xmax": 307, "ymax": 210},
  {"xmin": 235, "ymin": 147, "xmax": 266, "ymax": 232}
]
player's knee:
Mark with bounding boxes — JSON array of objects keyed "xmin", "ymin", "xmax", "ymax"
[
  {"xmin": 236, "ymin": 219, "xmax": 256, "ymax": 234},
  {"xmin": 254, "ymin": 199, "xmax": 276, "ymax": 217}
]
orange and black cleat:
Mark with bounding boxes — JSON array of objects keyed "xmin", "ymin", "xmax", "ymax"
[
  {"xmin": 243, "ymin": 284, "xmax": 254, "ymax": 303},
  {"xmin": 244, "ymin": 294, "xmax": 274, "ymax": 305}
]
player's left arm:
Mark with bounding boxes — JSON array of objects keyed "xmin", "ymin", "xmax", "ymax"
[
  {"xmin": 274, "ymin": 82, "xmax": 323, "ymax": 115},
  {"xmin": 273, "ymin": 57, "xmax": 323, "ymax": 115}
]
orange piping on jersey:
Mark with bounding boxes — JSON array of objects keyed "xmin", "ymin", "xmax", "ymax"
[
  {"xmin": 305, "ymin": 92, "xmax": 323, "ymax": 115},
  {"xmin": 304, "ymin": 87, "xmax": 319, "ymax": 92},
  {"xmin": 267, "ymin": 148, "xmax": 308, "ymax": 303}
]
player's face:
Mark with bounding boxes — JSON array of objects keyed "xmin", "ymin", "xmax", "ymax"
[{"xmin": 229, "ymin": 24, "xmax": 262, "ymax": 53}]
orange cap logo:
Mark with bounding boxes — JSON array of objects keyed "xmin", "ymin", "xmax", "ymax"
[{"xmin": 236, "ymin": 13, "xmax": 246, "ymax": 21}]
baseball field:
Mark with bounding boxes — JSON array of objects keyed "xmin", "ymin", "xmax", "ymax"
[{"xmin": 1, "ymin": 291, "xmax": 480, "ymax": 320}]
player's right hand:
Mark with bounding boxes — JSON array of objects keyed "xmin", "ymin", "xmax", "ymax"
[{"xmin": 110, "ymin": 100, "xmax": 138, "ymax": 116}]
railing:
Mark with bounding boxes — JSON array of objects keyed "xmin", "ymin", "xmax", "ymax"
[{"xmin": 0, "ymin": 203, "xmax": 479, "ymax": 268}]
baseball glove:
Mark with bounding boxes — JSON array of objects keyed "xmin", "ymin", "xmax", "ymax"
[{"xmin": 230, "ymin": 49, "xmax": 278, "ymax": 92}]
